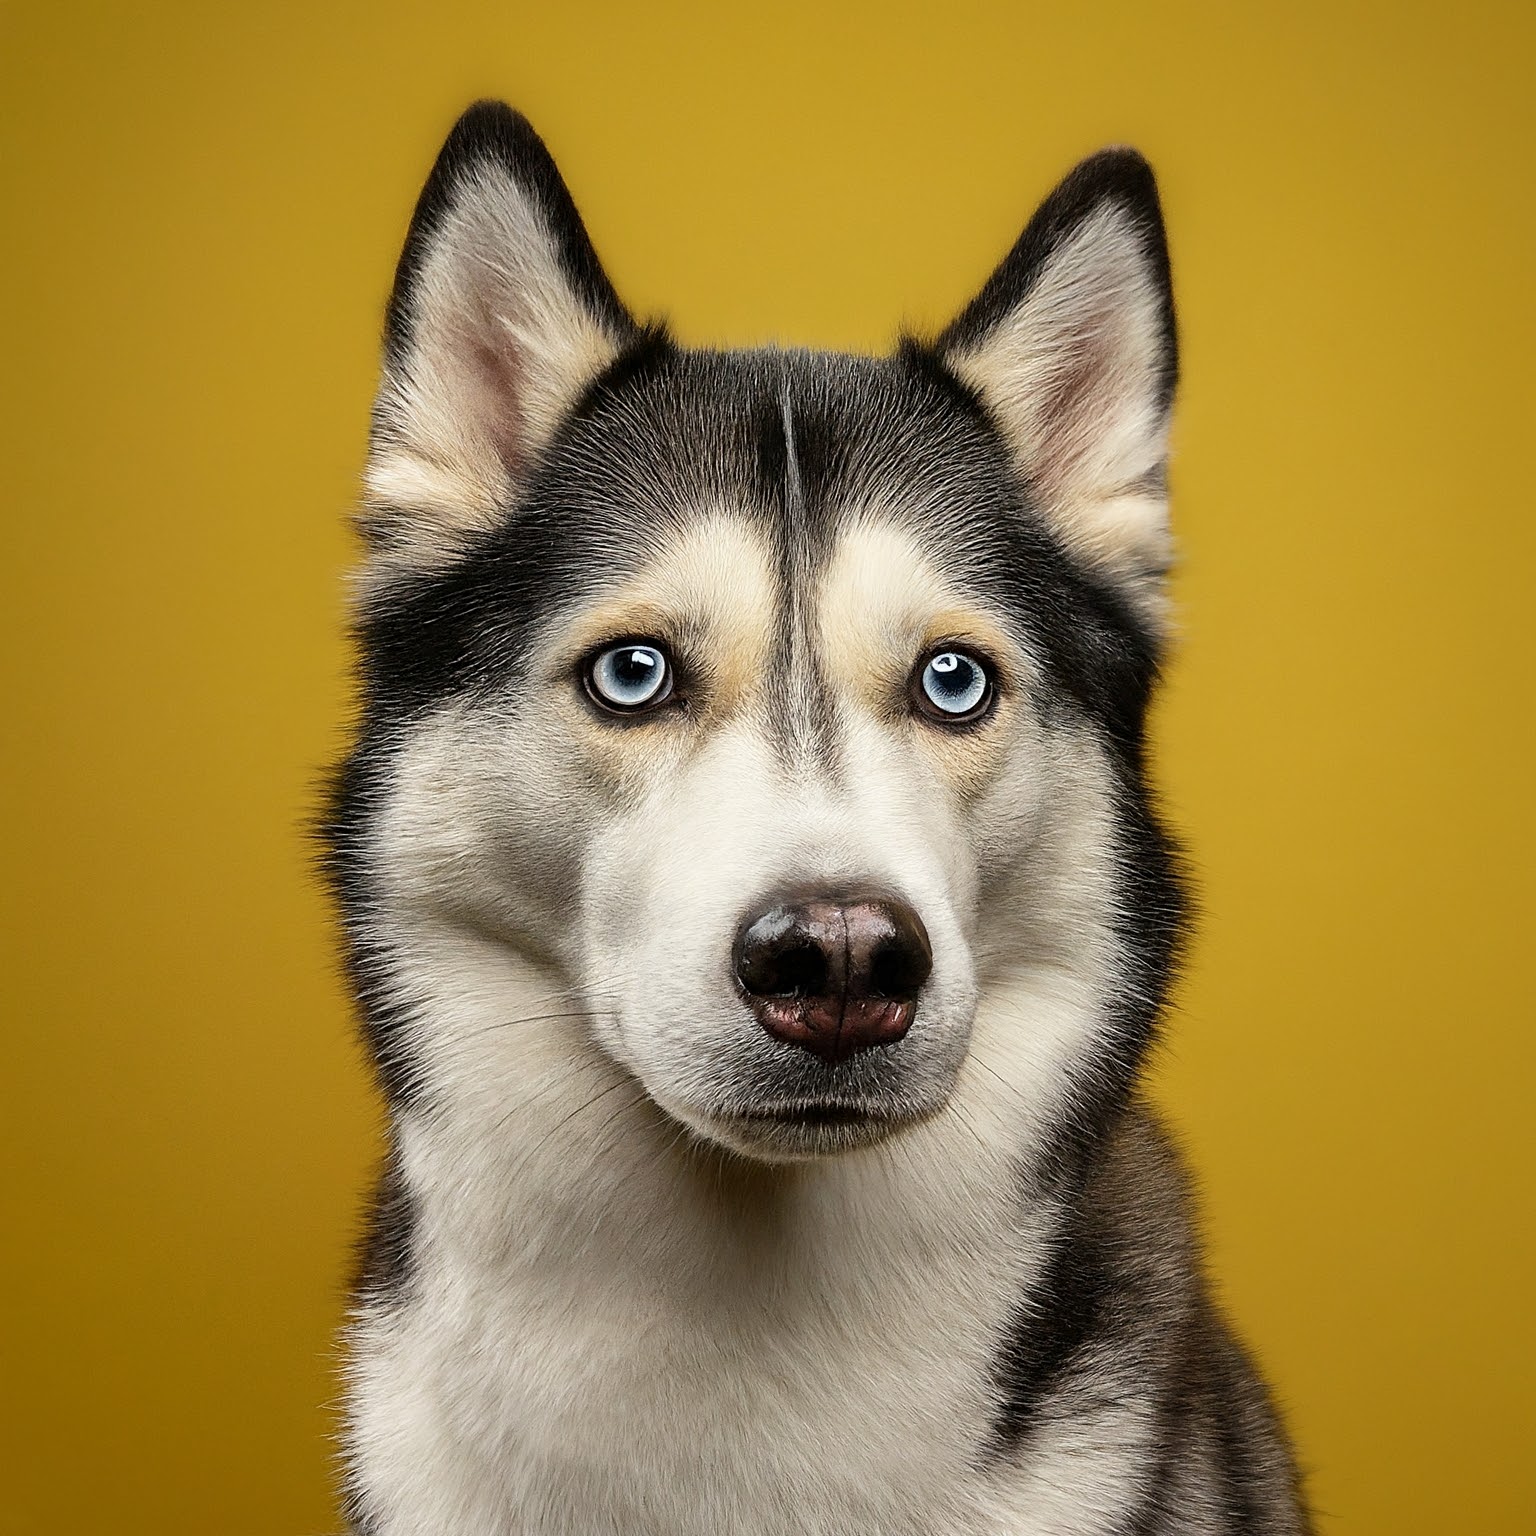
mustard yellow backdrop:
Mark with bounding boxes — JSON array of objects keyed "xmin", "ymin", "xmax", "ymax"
[{"xmin": 3, "ymin": 2, "xmax": 1531, "ymax": 1531}]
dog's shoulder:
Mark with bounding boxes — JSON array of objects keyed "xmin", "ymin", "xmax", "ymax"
[{"xmin": 1083, "ymin": 1105, "xmax": 1313, "ymax": 1534}]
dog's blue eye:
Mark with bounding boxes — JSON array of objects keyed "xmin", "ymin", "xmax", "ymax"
[
  {"xmin": 916, "ymin": 650, "xmax": 992, "ymax": 722},
  {"xmin": 587, "ymin": 643, "xmax": 673, "ymax": 713}
]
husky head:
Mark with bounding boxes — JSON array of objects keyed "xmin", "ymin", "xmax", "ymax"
[{"xmin": 328, "ymin": 103, "xmax": 1185, "ymax": 1169}]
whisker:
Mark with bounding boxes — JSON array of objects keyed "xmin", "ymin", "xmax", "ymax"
[{"xmin": 496, "ymin": 1074, "xmax": 643, "ymax": 1191}]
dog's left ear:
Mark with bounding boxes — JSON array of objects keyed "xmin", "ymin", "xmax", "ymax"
[
  {"xmin": 938, "ymin": 149, "xmax": 1177, "ymax": 624},
  {"xmin": 362, "ymin": 101, "xmax": 639, "ymax": 584}
]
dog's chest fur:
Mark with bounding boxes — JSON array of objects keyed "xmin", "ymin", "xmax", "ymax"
[{"xmin": 343, "ymin": 1058, "xmax": 1175, "ymax": 1536}]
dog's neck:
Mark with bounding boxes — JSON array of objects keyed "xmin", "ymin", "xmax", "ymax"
[{"xmin": 393, "ymin": 1016, "xmax": 1052, "ymax": 1314}]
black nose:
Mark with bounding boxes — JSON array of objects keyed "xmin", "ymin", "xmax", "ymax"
[{"xmin": 732, "ymin": 892, "xmax": 933, "ymax": 1065}]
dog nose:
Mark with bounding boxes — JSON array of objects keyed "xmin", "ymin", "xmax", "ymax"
[{"xmin": 732, "ymin": 893, "xmax": 932, "ymax": 1064}]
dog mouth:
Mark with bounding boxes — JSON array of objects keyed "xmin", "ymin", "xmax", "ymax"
[
  {"xmin": 699, "ymin": 1097, "xmax": 929, "ymax": 1160},
  {"xmin": 736, "ymin": 1101, "xmax": 879, "ymax": 1127}
]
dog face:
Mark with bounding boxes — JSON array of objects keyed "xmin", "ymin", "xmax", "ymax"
[{"xmin": 328, "ymin": 104, "xmax": 1184, "ymax": 1166}]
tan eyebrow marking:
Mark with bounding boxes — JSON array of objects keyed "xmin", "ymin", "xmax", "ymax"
[
  {"xmin": 549, "ymin": 512, "xmax": 779, "ymax": 709},
  {"xmin": 817, "ymin": 520, "xmax": 1027, "ymax": 699},
  {"xmin": 816, "ymin": 519, "xmax": 1029, "ymax": 796}
]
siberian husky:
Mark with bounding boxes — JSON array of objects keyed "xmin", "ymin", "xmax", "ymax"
[{"xmin": 323, "ymin": 100, "xmax": 1311, "ymax": 1534}]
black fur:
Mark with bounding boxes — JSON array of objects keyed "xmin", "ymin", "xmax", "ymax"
[
  {"xmin": 986, "ymin": 1186, "xmax": 1119, "ymax": 1455},
  {"xmin": 320, "ymin": 749, "xmax": 427, "ymax": 1112},
  {"xmin": 354, "ymin": 1145, "xmax": 417, "ymax": 1303}
]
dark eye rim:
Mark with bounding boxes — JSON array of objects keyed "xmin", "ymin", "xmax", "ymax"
[
  {"xmin": 580, "ymin": 637, "xmax": 681, "ymax": 718},
  {"xmin": 909, "ymin": 644, "xmax": 998, "ymax": 728}
]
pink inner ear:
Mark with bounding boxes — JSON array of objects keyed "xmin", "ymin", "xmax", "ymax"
[
  {"xmin": 1031, "ymin": 313, "xmax": 1124, "ymax": 494},
  {"xmin": 469, "ymin": 327, "xmax": 530, "ymax": 479}
]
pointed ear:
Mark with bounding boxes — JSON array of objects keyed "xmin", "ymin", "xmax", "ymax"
[
  {"xmin": 362, "ymin": 101, "xmax": 638, "ymax": 581},
  {"xmin": 938, "ymin": 149, "xmax": 1177, "ymax": 623}
]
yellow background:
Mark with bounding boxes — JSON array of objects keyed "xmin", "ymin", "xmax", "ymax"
[{"xmin": 3, "ymin": 2, "xmax": 1531, "ymax": 1531}]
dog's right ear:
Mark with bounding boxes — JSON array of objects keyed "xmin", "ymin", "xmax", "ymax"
[{"xmin": 362, "ymin": 102, "xmax": 638, "ymax": 582}]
